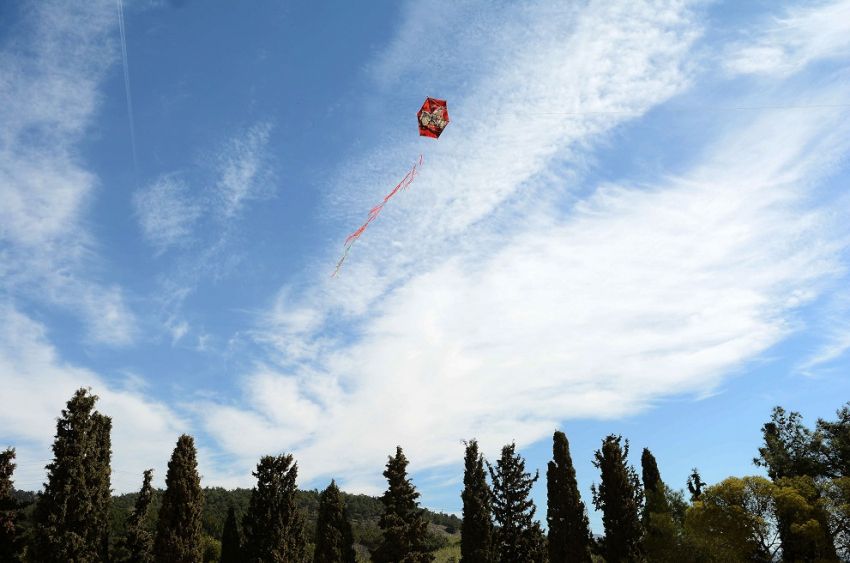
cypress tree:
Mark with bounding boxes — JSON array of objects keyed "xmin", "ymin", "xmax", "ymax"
[
  {"xmin": 90, "ymin": 413, "xmax": 113, "ymax": 561},
  {"xmin": 640, "ymin": 448, "xmax": 681, "ymax": 562},
  {"xmin": 220, "ymin": 506, "xmax": 242, "ymax": 563},
  {"xmin": 591, "ymin": 435, "xmax": 644, "ymax": 563},
  {"xmin": 373, "ymin": 446, "xmax": 433, "ymax": 563},
  {"xmin": 241, "ymin": 454, "xmax": 306, "ymax": 563},
  {"xmin": 460, "ymin": 439, "xmax": 492, "ymax": 563},
  {"xmin": 0, "ymin": 447, "xmax": 21, "ymax": 562},
  {"xmin": 314, "ymin": 480, "xmax": 355, "ymax": 563},
  {"xmin": 154, "ymin": 434, "xmax": 204, "ymax": 563},
  {"xmin": 121, "ymin": 469, "xmax": 155, "ymax": 563},
  {"xmin": 488, "ymin": 442, "xmax": 544, "ymax": 562},
  {"xmin": 640, "ymin": 448, "xmax": 668, "ymax": 515},
  {"xmin": 32, "ymin": 388, "xmax": 112, "ymax": 562},
  {"xmin": 547, "ymin": 431, "xmax": 591, "ymax": 563}
]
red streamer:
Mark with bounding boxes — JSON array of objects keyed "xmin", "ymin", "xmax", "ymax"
[{"xmin": 333, "ymin": 155, "xmax": 424, "ymax": 277}]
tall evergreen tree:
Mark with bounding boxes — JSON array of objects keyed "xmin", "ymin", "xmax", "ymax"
[
  {"xmin": 241, "ymin": 454, "xmax": 306, "ymax": 563},
  {"xmin": 591, "ymin": 435, "xmax": 644, "ymax": 563},
  {"xmin": 460, "ymin": 440, "xmax": 492, "ymax": 563},
  {"xmin": 0, "ymin": 447, "xmax": 21, "ymax": 562},
  {"xmin": 90, "ymin": 413, "xmax": 113, "ymax": 561},
  {"xmin": 121, "ymin": 469, "xmax": 155, "ymax": 563},
  {"xmin": 640, "ymin": 448, "xmax": 681, "ymax": 562},
  {"xmin": 373, "ymin": 447, "xmax": 433, "ymax": 563},
  {"xmin": 32, "ymin": 388, "xmax": 112, "ymax": 563},
  {"xmin": 546, "ymin": 431, "xmax": 591, "ymax": 563},
  {"xmin": 488, "ymin": 442, "xmax": 544, "ymax": 563},
  {"xmin": 154, "ymin": 434, "xmax": 204, "ymax": 563},
  {"xmin": 640, "ymin": 448, "xmax": 668, "ymax": 515},
  {"xmin": 220, "ymin": 506, "xmax": 242, "ymax": 563},
  {"xmin": 314, "ymin": 480, "xmax": 355, "ymax": 563}
]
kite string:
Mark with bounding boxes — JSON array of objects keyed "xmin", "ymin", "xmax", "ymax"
[
  {"xmin": 333, "ymin": 154, "xmax": 423, "ymax": 277},
  {"xmin": 117, "ymin": 0, "xmax": 138, "ymax": 178}
]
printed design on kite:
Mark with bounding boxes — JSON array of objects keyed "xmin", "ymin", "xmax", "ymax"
[
  {"xmin": 417, "ymin": 97, "xmax": 450, "ymax": 138},
  {"xmin": 419, "ymin": 109, "xmax": 448, "ymax": 132},
  {"xmin": 332, "ymin": 155, "xmax": 424, "ymax": 277}
]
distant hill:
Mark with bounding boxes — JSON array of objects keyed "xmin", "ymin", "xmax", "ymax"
[{"xmin": 13, "ymin": 486, "xmax": 461, "ymax": 558}]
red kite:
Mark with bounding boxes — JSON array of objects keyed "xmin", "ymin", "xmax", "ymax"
[
  {"xmin": 333, "ymin": 98, "xmax": 449, "ymax": 277},
  {"xmin": 418, "ymin": 97, "xmax": 450, "ymax": 138}
]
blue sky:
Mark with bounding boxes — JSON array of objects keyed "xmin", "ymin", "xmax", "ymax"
[{"xmin": 2, "ymin": 0, "xmax": 850, "ymax": 531}]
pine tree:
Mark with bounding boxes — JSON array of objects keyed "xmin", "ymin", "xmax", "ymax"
[
  {"xmin": 686, "ymin": 468, "xmax": 705, "ymax": 502},
  {"xmin": 314, "ymin": 480, "xmax": 355, "ymax": 563},
  {"xmin": 241, "ymin": 454, "xmax": 307, "ymax": 563},
  {"xmin": 488, "ymin": 442, "xmax": 544, "ymax": 562},
  {"xmin": 373, "ymin": 447, "xmax": 433, "ymax": 563},
  {"xmin": 591, "ymin": 435, "xmax": 644, "ymax": 563},
  {"xmin": 0, "ymin": 447, "xmax": 21, "ymax": 562},
  {"xmin": 460, "ymin": 440, "xmax": 492, "ymax": 563},
  {"xmin": 546, "ymin": 431, "xmax": 591, "ymax": 563},
  {"xmin": 755, "ymin": 407, "xmax": 838, "ymax": 561},
  {"xmin": 32, "ymin": 388, "xmax": 112, "ymax": 563},
  {"xmin": 121, "ymin": 469, "xmax": 155, "ymax": 563},
  {"xmin": 220, "ymin": 506, "xmax": 242, "ymax": 563},
  {"xmin": 154, "ymin": 434, "xmax": 204, "ymax": 563}
]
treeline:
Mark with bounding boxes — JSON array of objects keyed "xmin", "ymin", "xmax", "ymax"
[{"xmin": 0, "ymin": 388, "xmax": 848, "ymax": 562}]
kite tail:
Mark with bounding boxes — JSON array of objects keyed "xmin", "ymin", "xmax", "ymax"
[{"xmin": 332, "ymin": 154, "xmax": 424, "ymax": 277}]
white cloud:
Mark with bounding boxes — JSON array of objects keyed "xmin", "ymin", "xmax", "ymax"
[
  {"xmin": 0, "ymin": 303, "xmax": 188, "ymax": 492},
  {"xmin": 725, "ymin": 0, "xmax": 850, "ymax": 77},
  {"xmin": 134, "ymin": 175, "xmax": 202, "ymax": 254},
  {"xmin": 193, "ymin": 0, "xmax": 850, "ymax": 492},
  {"xmin": 0, "ymin": 0, "xmax": 137, "ymax": 345},
  {"xmin": 211, "ymin": 122, "xmax": 275, "ymax": 218}
]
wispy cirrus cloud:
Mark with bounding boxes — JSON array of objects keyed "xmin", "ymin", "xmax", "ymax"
[
  {"xmin": 0, "ymin": 0, "xmax": 136, "ymax": 346},
  {"xmin": 725, "ymin": 0, "xmax": 850, "ymax": 77},
  {"xmin": 192, "ymin": 0, "xmax": 850, "ymax": 492},
  {"xmin": 133, "ymin": 175, "xmax": 202, "ymax": 254}
]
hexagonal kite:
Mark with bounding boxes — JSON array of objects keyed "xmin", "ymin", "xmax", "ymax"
[
  {"xmin": 332, "ymin": 98, "xmax": 449, "ymax": 277},
  {"xmin": 417, "ymin": 97, "xmax": 450, "ymax": 138}
]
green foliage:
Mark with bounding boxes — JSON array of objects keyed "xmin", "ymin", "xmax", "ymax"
[
  {"xmin": 118, "ymin": 469, "xmax": 155, "ymax": 563},
  {"xmin": 32, "ymin": 388, "xmax": 113, "ymax": 563},
  {"xmin": 773, "ymin": 476, "xmax": 838, "ymax": 562},
  {"xmin": 314, "ymin": 480, "xmax": 356, "ymax": 563},
  {"xmin": 817, "ymin": 403, "xmax": 850, "ymax": 478},
  {"xmin": 755, "ymin": 406, "xmax": 824, "ymax": 480},
  {"xmin": 0, "ymin": 447, "xmax": 22, "ymax": 562},
  {"xmin": 547, "ymin": 431, "xmax": 591, "ymax": 563},
  {"xmin": 219, "ymin": 506, "xmax": 242, "ymax": 563},
  {"xmin": 242, "ymin": 454, "xmax": 307, "ymax": 563},
  {"xmin": 154, "ymin": 434, "xmax": 204, "ymax": 563},
  {"xmin": 824, "ymin": 476, "xmax": 850, "ymax": 560},
  {"xmin": 201, "ymin": 534, "xmax": 220, "ymax": 562},
  {"xmin": 460, "ymin": 439, "xmax": 492, "ymax": 563},
  {"xmin": 373, "ymin": 447, "xmax": 433, "ymax": 563},
  {"xmin": 489, "ymin": 442, "xmax": 544, "ymax": 563},
  {"xmin": 685, "ymin": 476, "xmax": 781, "ymax": 562},
  {"xmin": 591, "ymin": 435, "xmax": 644, "ymax": 563}
]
